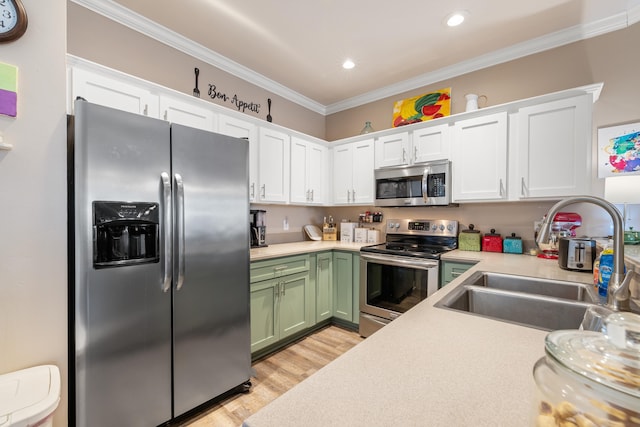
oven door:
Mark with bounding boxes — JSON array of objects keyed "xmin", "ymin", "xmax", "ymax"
[{"xmin": 359, "ymin": 252, "xmax": 439, "ymax": 336}]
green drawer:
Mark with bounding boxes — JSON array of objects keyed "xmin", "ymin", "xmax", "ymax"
[{"xmin": 251, "ymin": 254, "xmax": 310, "ymax": 283}]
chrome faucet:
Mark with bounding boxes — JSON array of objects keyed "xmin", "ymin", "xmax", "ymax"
[{"xmin": 536, "ymin": 196, "xmax": 632, "ymax": 311}]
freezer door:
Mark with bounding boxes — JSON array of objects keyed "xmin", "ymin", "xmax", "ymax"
[
  {"xmin": 72, "ymin": 100, "xmax": 172, "ymax": 426},
  {"xmin": 171, "ymin": 124, "xmax": 251, "ymax": 416}
]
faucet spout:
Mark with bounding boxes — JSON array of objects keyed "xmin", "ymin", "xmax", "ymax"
[{"xmin": 536, "ymin": 196, "xmax": 629, "ymax": 311}]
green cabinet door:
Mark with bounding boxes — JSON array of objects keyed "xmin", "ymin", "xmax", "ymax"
[
  {"xmin": 333, "ymin": 251, "xmax": 353, "ymax": 322},
  {"xmin": 352, "ymin": 254, "xmax": 360, "ymax": 325},
  {"xmin": 440, "ymin": 260, "xmax": 476, "ymax": 288},
  {"xmin": 315, "ymin": 252, "xmax": 333, "ymax": 322},
  {"xmin": 250, "ymin": 279, "xmax": 278, "ymax": 353},
  {"xmin": 278, "ymin": 271, "xmax": 313, "ymax": 340}
]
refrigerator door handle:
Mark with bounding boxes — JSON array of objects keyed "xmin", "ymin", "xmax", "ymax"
[
  {"xmin": 161, "ymin": 172, "xmax": 173, "ymax": 292},
  {"xmin": 174, "ymin": 173, "xmax": 186, "ymax": 291}
]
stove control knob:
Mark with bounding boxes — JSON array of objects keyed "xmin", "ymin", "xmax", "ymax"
[
  {"xmin": 395, "ymin": 223, "xmax": 400, "ymax": 229},
  {"xmin": 447, "ymin": 224, "xmax": 454, "ymax": 231},
  {"xmin": 439, "ymin": 224, "xmax": 445, "ymax": 231},
  {"xmin": 431, "ymin": 225, "xmax": 438, "ymax": 231}
]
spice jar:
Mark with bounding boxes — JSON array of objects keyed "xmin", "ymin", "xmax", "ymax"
[{"xmin": 532, "ymin": 312, "xmax": 640, "ymax": 427}]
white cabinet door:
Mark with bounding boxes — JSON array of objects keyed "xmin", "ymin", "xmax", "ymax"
[
  {"xmin": 290, "ymin": 137, "xmax": 309, "ymax": 204},
  {"xmin": 374, "ymin": 132, "xmax": 409, "ymax": 168},
  {"xmin": 290, "ymin": 136, "xmax": 326, "ymax": 205},
  {"xmin": 412, "ymin": 123, "xmax": 450, "ymax": 163},
  {"xmin": 159, "ymin": 95, "xmax": 217, "ymax": 132},
  {"xmin": 258, "ymin": 128, "xmax": 290, "ymax": 203},
  {"xmin": 307, "ymin": 142, "xmax": 327, "ymax": 204},
  {"xmin": 452, "ymin": 112, "xmax": 508, "ymax": 202},
  {"xmin": 332, "ymin": 139, "xmax": 374, "ymax": 205},
  {"xmin": 218, "ymin": 115, "xmax": 259, "ymax": 201},
  {"xmin": 70, "ymin": 68, "xmax": 159, "ymax": 117},
  {"xmin": 351, "ymin": 139, "xmax": 375, "ymax": 204},
  {"xmin": 332, "ymin": 144, "xmax": 353, "ymax": 204},
  {"xmin": 515, "ymin": 94, "xmax": 591, "ymax": 199}
]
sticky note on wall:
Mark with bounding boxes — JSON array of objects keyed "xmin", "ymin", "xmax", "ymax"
[{"xmin": 0, "ymin": 62, "xmax": 18, "ymax": 117}]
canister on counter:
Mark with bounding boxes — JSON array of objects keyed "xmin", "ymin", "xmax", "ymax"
[
  {"xmin": 503, "ymin": 232, "xmax": 523, "ymax": 254},
  {"xmin": 459, "ymin": 224, "xmax": 481, "ymax": 251},
  {"xmin": 482, "ymin": 229, "xmax": 503, "ymax": 253}
]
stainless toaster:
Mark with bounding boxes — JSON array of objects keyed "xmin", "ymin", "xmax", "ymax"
[{"xmin": 558, "ymin": 238, "xmax": 595, "ymax": 272}]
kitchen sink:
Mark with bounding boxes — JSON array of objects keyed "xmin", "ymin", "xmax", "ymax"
[
  {"xmin": 435, "ymin": 272, "xmax": 599, "ymax": 331},
  {"xmin": 463, "ymin": 271, "xmax": 599, "ymax": 303}
]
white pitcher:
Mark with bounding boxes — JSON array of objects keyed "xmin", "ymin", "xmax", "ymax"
[{"xmin": 465, "ymin": 93, "xmax": 487, "ymax": 111}]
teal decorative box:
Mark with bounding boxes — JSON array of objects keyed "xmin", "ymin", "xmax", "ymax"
[{"xmin": 503, "ymin": 233, "xmax": 523, "ymax": 254}]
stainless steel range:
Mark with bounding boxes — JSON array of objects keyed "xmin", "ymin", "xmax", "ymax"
[{"xmin": 359, "ymin": 219, "xmax": 458, "ymax": 337}]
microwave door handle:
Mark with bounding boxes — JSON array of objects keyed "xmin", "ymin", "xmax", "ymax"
[
  {"xmin": 422, "ymin": 167, "xmax": 431, "ymax": 203},
  {"xmin": 174, "ymin": 173, "xmax": 186, "ymax": 291},
  {"xmin": 161, "ymin": 172, "xmax": 172, "ymax": 292}
]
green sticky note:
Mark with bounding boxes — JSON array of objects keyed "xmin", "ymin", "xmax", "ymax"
[{"xmin": 0, "ymin": 62, "xmax": 17, "ymax": 92}]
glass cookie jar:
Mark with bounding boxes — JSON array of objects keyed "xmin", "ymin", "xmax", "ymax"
[{"xmin": 533, "ymin": 312, "xmax": 640, "ymax": 427}]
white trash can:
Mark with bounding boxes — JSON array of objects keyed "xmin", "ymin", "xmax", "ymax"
[{"xmin": 0, "ymin": 365, "xmax": 61, "ymax": 427}]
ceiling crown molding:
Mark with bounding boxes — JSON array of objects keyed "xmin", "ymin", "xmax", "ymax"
[
  {"xmin": 70, "ymin": 0, "xmax": 328, "ymax": 115},
  {"xmin": 72, "ymin": 0, "xmax": 639, "ymax": 116}
]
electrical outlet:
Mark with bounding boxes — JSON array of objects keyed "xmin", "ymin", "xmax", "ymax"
[{"xmin": 283, "ymin": 217, "xmax": 289, "ymax": 231}]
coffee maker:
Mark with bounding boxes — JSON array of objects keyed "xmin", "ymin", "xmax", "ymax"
[{"xmin": 250, "ymin": 209, "xmax": 267, "ymax": 248}]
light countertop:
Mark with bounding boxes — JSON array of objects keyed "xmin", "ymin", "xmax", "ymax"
[
  {"xmin": 250, "ymin": 240, "xmax": 367, "ymax": 261},
  {"xmin": 243, "ymin": 243, "xmax": 640, "ymax": 427}
]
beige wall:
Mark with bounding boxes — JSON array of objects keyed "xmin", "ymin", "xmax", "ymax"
[
  {"xmin": 67, "ymin": 2, "xmax": 327, "ymax": 139},
  {"xmin": 0, "ymin": 0, "xmax": 68, "ymax": 425},
  {"xmin": 326, "ymin": 22, "xmax": 640, "ymax": 142}
]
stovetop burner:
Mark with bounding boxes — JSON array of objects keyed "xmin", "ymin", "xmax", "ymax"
[{"xmin": 361, "ymin": 219, "xmax": 458, "ymax": 260}]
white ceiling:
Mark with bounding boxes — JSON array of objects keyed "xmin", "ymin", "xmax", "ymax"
[{"xmin": 79, "ymin": 0, "xmax": 640, "ymax": 114}]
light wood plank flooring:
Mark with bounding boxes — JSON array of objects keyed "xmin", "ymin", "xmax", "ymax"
[{"xmin": 181, "ymin": 325, "xmax": 363, "ymax": 427}]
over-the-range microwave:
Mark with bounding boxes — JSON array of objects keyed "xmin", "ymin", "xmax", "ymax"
[{"xmin": 374, "ymin": 160, "xmax": 452, "ymax": 207}]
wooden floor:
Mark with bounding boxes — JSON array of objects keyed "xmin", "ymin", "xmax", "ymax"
[{"xmin": 181, "ymin": 325, "xmax": 363, "ymax": 427}]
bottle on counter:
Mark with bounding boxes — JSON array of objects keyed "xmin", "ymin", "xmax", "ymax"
[{"xmin": 597, "ymin": 239, "xmax": 614, "ymax": 297}]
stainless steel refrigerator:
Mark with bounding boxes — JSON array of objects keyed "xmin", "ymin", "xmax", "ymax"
[{"xmin": 68, "ymin": 99, "xmax": 252, "ymax": 426}]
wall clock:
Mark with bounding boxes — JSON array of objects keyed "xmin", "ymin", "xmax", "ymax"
[{"xmin": 0, "ymin": 0, "xmax": 28, "ymax": 43}]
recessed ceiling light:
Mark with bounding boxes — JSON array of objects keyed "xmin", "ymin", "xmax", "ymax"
[
  {"xmin": 446, "ymin": 11, "xmax": 467, "ymax": 27},
  {"xmin": 343, "ymin": 59, "xmax": 355, "ymax": 70}
]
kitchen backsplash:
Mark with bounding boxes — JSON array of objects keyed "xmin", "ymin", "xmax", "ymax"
[{"xmin": 252, "ymin": 202, "xmax": 640, "ymax": 248}]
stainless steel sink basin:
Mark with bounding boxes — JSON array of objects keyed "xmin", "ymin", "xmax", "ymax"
[
  {"xmin": 435, "ymin": 271, "xmax": 599, "ymax": 330},
  {"xmin": 464, "ymin": 271, "xmax": 599, "ymax": 303}
]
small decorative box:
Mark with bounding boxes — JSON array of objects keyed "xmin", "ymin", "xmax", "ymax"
[
  {"xmin": 459, "ymin": 224, "xmax": 481, "ymax": 252},
  {"xmin": 503, "ymin": 233, "xmax": 523, "ymax": 254}
]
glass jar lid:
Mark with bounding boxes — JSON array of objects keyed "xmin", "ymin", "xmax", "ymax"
[{"xmin": 545, "ymin": 312, "xmax": 640, "ymax": 398}]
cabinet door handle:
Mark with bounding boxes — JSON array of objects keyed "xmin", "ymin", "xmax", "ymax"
[
  {"xmin": 521, "ymin": 177, "xmax": 527, "ymax": 197},
  {"xmin": 261, "ymin": 184, "xmax": 266, "ymax": 198},
  {"xmin": 250, "ymin": 183, "xmax": 255, "ymax": 199},
  {"xmin": 347, "ymin": 190, "xmax": 351, "ymax": 203},
  {"xmin": 310, "ymin": 189, "xmax": 314, "ymax": 201},
  {"xmin": 352, "ymin": 189, "xmax": 355, "ymax": 202},
  {"xmin": 414, "ymin": 146, "xmax": 418, "ymax": 162},
  {"xmin": 499, "ymin": 179, "xmax": 505, "ymax": 197},
  {"xmin": 274, "ymin": 265, "xmax": 288, "ymax": 271},
  {"xmin": 143, "ymin": 104, "xmax": 148, "ymax": 116},
  {"xmin": 402, "ymin": 148, "xmax": 406, "ymax": 163}
]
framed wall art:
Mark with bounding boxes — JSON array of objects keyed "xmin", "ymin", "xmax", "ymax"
[
  {"xmin": 597, "ymin": 121, "xmax": 640, "ymax": 177},
  {"xmin": 392, "ymin": 88, "xmax": 451, "ymax": 127}
]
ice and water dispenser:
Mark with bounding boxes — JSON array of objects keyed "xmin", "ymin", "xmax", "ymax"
[{"xmin": 93, "ymin": 201, "xmax": 160, "ymax": 268}]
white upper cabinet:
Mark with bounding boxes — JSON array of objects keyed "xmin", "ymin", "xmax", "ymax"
[
  {"xmin": 258, "ymin": 127, "xmax": 290, "ymax": 203},
  {"xmin": 452, "ymin": 112, "xmax": 508, "ymax": 202},
  {"xmin": 290, "ymin": 137, "xmax": 327, "ymax": 205},
  {"xmin": 159, "ymin": 95, "xmax": 217, "ymax": 132},
  {"xmin": 412, "ymin": 123, "xmax": 451, "ymax": 163},
  {"xmin": 70, "ymin": 67, "xmax": 159, "ymax": 117},
  {"xmin": 375, "ymin": 123, "xmax": 450, "ymax": 168},
  {"xmin": 333, "ymin": 139, "xmax": 375, "ymax": 205},
  {"xmin": 512, "ymin": 94, "xmax": 591, "ymax": 199},
  {"xmin": 218, "ymin": 114, "xmax": 259, "ymax": 202},
  {"xmin": 375, "ymin": 132, "xmax": 409, "ymax": 168}
]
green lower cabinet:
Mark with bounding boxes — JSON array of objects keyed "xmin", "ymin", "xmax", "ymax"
[
  {"xmin": 315, "ymin": 252, "xmax": 333, "ymax": 323},
  {"xmin": 333, "ymin": 251, "xmax": 355, "ymax": 323},
  {"xmin": 250, "ymin": 255, "xmax": 312, "ymax": 354},
  {"xmin": 440, "ymin": 260, "xmax": 476, "ymax": 288}
]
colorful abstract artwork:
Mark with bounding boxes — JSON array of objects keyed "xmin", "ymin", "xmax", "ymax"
[
  {"xmin": 392, "ymin": 88, "xmax": 451, "ymax": 127},
  {"xmin": 598, "ymin": 122, "xmax": 640, "ymax": 177},
  {"xmin": 0, "ymin": 62, "xmax": 18, "ymax": 117}
]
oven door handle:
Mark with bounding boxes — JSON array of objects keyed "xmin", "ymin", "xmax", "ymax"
[{"xmin": 360, "ymin": 252, "xmax": 438, "ymax": 269}]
